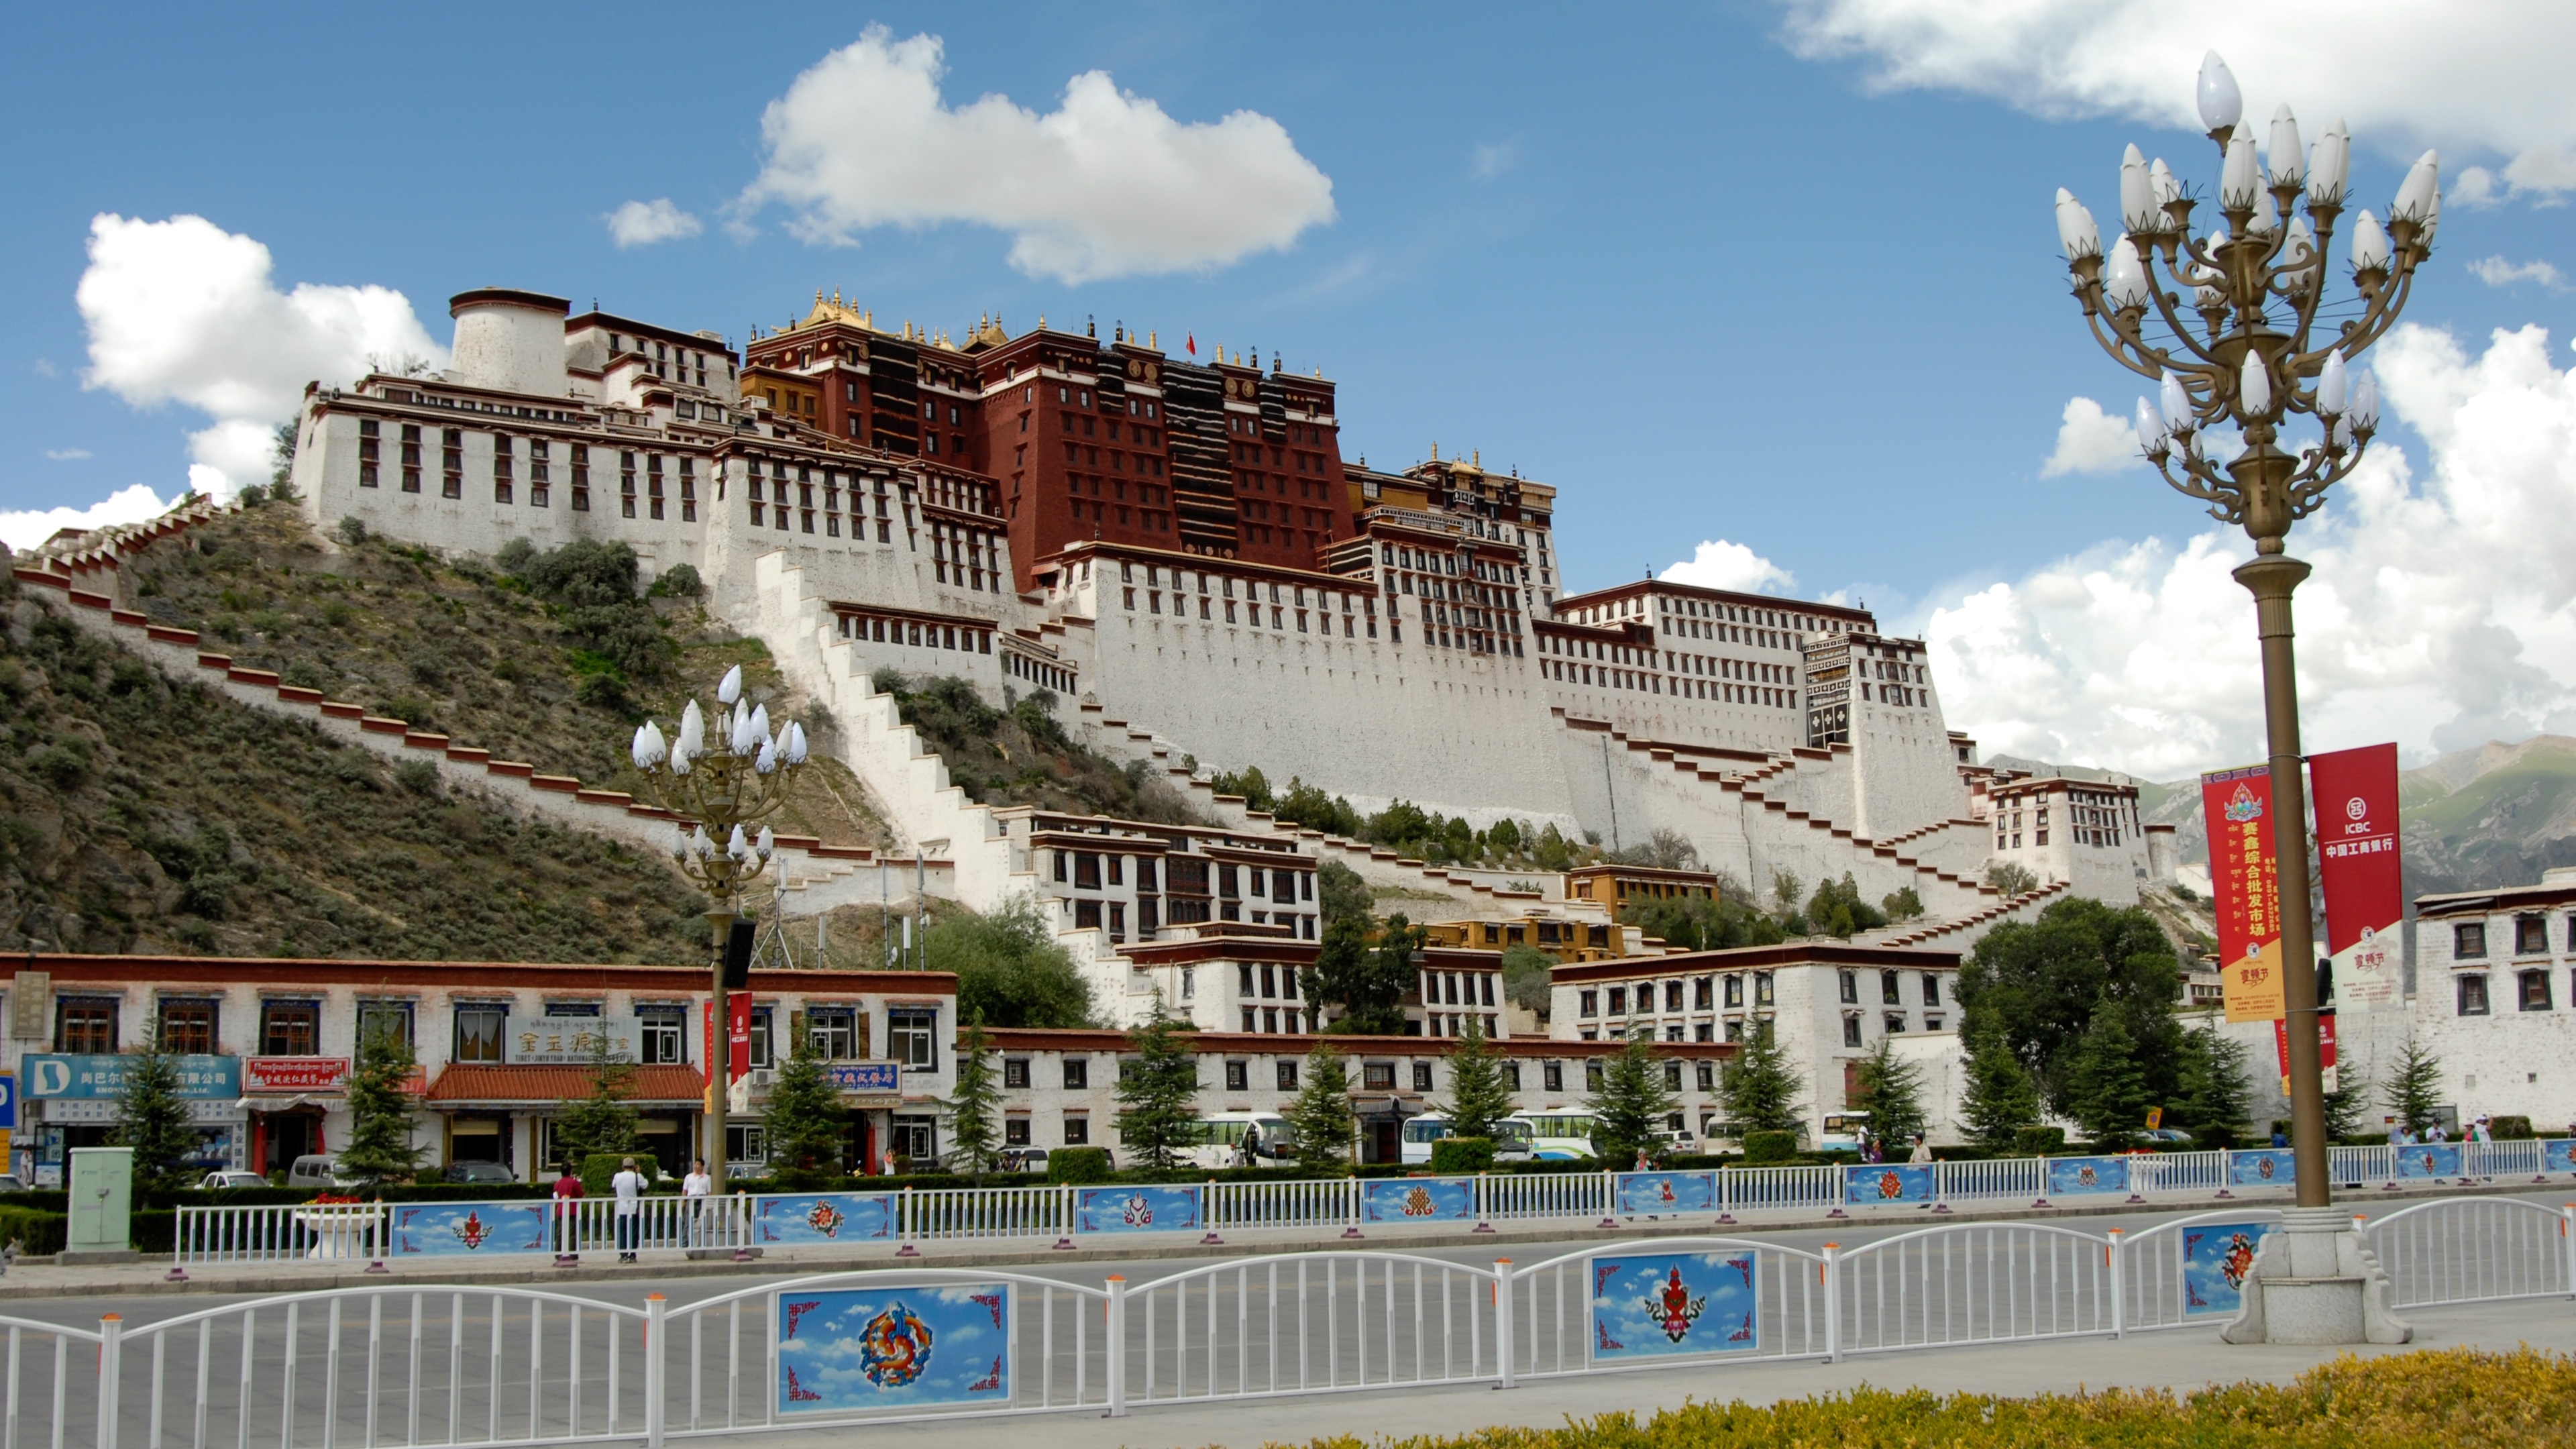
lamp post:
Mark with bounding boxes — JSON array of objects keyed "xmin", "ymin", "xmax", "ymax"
[
  {"xmin": 2055, "ymin": 52, "xmax": 2436, "ymax": 1210},
  {"xmin": 629, "ymin": 664, "xmax": 810, "ymax": 1189}
]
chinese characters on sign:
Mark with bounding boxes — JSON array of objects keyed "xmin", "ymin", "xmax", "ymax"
[
  {"xmin": 2200, "ymin": 765, "xmax": 2284, "ymax": 1024},
  {"xmin": 501, "ymin": 1016, "xmax": 639, "ymax": 1065},
  {"xmin": 2310, "ymin": 743, "xmax": 2404, "ymax": 1015}
]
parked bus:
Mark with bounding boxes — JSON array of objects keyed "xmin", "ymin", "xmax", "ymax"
[
  {"xmin": 1179, "ymin": 1112, "xmax": 1295, "ymax": 1169},
  {"xmin": 1521, "ymin": 1112, "xmax": 1600, "ymax": 1161},
  {"xmin": 1398, "ymin": 1113, "xmax": 1538, "ymax": 1166}
]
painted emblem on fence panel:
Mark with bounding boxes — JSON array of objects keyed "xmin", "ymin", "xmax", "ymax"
[
  {"xmin": 1073, "ymin": 1185, "xmax": 1200, "ymax": 1234},
  {"xmin": 1841, "ymin": 1164, "xmax": 1935, "ymax": 1204},
  {"xmin": 1589, "ymin": 1252, "xmax": 1759, "ymax": 1360},
  {"xmin": 2394, "ymin": 1144, "xmax": 2462, "ymax": 1179},
  {"xmin": 775, "ymin": 1285, "xmax": 1011, "ymax": 1413},
  {"xmin": 2182, "ymin": 1222, "xmax": 2270, "ymax": 1316},
  {"xmin": 1361, "ymin": 1177, "xmax": 1473, "ymax": 1222},
  {"xmin": 757, "ymin": 1194, "xmax": 896, "ymax": 1244},
  {"xmin": 1615, "ymin": 1171, "xmax": 1717, "ymax": 1216},
  {"xmin": 2045, "ymin": 1156, "xmax": 2129, "ymax": 1197},
  {"xmin": 2545, "ymin": 1140, "xmax": 2576, "ymax": 1175},
  {"xmin": 2225, "ymin": 1149, "xmax": 2297, "ymax": 1185},
  {"xmin": 390, "ymin": 1202, "xmax": 548, "ymax": 1256}
]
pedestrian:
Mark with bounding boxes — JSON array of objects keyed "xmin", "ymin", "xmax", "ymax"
[
  {"xmin": 1908, "ymin": 1134, "xmax": 1933, "ymax": 1165},
  {"xmin": 2428, "ymin": 1121, "xmax": 2449, "ymax": 1144},
  {"xmin": 2469, "ymin": 1115, "xmax": 2491, "ymax": 1143},
  {"xmin": 1863, "ymin": 1135, "xmax": 1884, "ymax": 1165},
  {"xmin": 1633, "ymin": 1148, "xmax": 1652, "ymax": 1174},
  {"xmin": 550, "ymin": 1165, "xmax": 585, "ymax": 1265},
  {"xmin": 2386, "ymin": 1120, "xmax": 2405, "ymax": 1149},
  {"xmin": 682, "ymin": 1157, "xmax": 714, "ymax": 1248},
  {"xmin": 2270, "ymin": 1125, "xmax": 2288, "ymax": 1148},
  {"xmin": 611, "ymin": 1157, "xmax": 646, "ymax": 1263}
]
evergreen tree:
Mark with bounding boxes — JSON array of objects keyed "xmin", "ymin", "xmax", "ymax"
[
  {"xmin": 762, "ymin": 1040, "xmax": 849, "ymax": 1187},
  {"xmin": 111, "ymin": 1016, "xmax": 201, "ymax": 1197},
  {"xmin": 2169, "ymin": 1022, "xmax": 2256, "ymax": 1150},
  {"xmin": 1717, "ymin": 1020, "xmax": 1805, "ymax": 1136},
  {"xmin": 1314, "ymin": 914, "xmax": 1420, "ymax": 1036},
  {"xmin": 2324, "ymin": 1061, "xmax": 2371, "ymax": 1141},
  {"xmin": 1284, "ymin": 1043, "xmax": 1357, "ymax": 1175},
  {"xmin": 337, "ymin": 1022, "xmax": 425, "ymax": 1187},
  {"xmin": 1588, "ymin": 1034, "xmax": 1678, "ymax": 1165},
  {"xmin": 2381, "ymin": 1034, "xmax": 2444, "ymax": 1137},
  {"xmin": 1848, "ymin": 1034, "xmax": 1927, "ymax": 1149},
  {"xmin": 549, "ymin": 1023, "xmax": 639, "ymax": 1168},
  {"xmin": 2065, "ymin": 1006, "xmax": 2155, "ymax": 1149},
  {"xmin": 1957, "ymin": 1019, "xmax": 2042, "ymax": 1150},
  {"xmin": 1957, "ymin": 897, "xmax": 2184, "ymax": 1118},
  {"xmin": 1441, "ymin": 1016, "xmax": 1514, "ymax": 1142},
  {"xmin": 1114, "ymin": 993, "xmax": 1201, "ymax": 1173},
  {"xmin": 928, "ymin": 898, "xmax": 1095, "ymax": 1028},
  {"xmin": 945, "ymin": 1019, "xmax": 1004, "ymax": 1181}
]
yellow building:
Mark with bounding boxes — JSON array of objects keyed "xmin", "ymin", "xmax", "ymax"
[
  {"xmin": 1422, "ymin": 915, "xmax": 1623, "ymax": 964},
  {"xmin": 1564, "ymin": 863, "xmax": 1725, "ymax": 913}
]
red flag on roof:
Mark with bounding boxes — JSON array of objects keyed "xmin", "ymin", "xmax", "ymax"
[{"xmin": 1185, "ymin": 333, "xmax": 1196, "ymax": 356}]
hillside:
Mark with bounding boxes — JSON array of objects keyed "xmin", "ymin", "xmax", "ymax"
[{"xmin": 0, "ymin": 568, "xmax": 704, "ymax": 959}]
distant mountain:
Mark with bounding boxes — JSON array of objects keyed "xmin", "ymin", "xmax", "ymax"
[{"xmin": 1994, "ymin": 736, "xmax": 2576, "ymax": 900}]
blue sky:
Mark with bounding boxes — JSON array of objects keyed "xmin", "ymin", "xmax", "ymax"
[{"xmin": 7, "ymin": 3, "xmax": 2573, "ymax": 773}]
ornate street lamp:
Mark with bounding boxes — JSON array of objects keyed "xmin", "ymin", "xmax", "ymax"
[
  {"xmin": 2055, "ymin": 52, "xmax": 2436, "ymax": 1210},
  {"xmin": 629, "ymin": 664, "xmax": 810, "ymax": 1187}
]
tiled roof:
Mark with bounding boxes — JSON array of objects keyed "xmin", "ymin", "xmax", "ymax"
[{"xmin": 425, "ymin": 1064, "xmax": 708, "ymax": 1106}]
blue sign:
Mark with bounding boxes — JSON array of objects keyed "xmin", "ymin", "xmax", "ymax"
[
  {"xmin": 1360, "ymin": 1177, "xmax": 1474, "ymax": 1222},
  {"xmin": 2046, "ymin": 1156, "xmax": 2129, "ymax": 1197},
  {"xmin": 391, "ymin": 1202, "xmax": 549, "ymax": 1256},
  {"xmin": 2226, "ymin": 1148, "xmax": 2298, "ymax": 1186},
  {"xmin": 0, "ymin": 1073, "xmax": 14, "ymax": 1129},
  {"xmin": 1843, "ymin": 1163, "xmax": 1937, "ymax": 1205},
  {"xmin": 1617, "ymin": 1171, "xmax": 1718, "ymax": 1216},
  {"xmin": 1589, "ymin": 1252, "xmax": 1760, "ymax": 1360},
  {"xmin": 21, "ymin": 1054, "xmax": 241, "ymax": 1100},
  {"xmin": 2182, "ymin": 1221, "xmax": 2269, "ymax": 1317},
  {"xmin": 2394, "ymin": 1143, "xmax": 2462, "ymax": 1179},
  {"xmin": 826, "ymin": 1063, "xmax": 901, "ymax": 1094},
  {"xmin": 757, "ymin": 1194, "xmax": 898, "ymax": 1244},
  {"xmin": 1073, "ymin": 1185, "xmax": 1199, "ymax": 1234},
  {"xmin": 777, "ymin": 1285, "xmax": 1011, "ymax": 1414},
  {"xmin": 2544, "ymin": 1140, "xmax": 2576, "ymax": 1175}
]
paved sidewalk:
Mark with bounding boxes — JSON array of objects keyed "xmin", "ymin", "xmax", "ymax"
[{"xmin": 798, "ymin": 1298, "xmax": 2576, "ymax": 1449}]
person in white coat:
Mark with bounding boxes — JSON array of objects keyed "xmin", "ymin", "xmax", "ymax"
[{"xmin": 611, "ymin": 1158, "xmax": 647, "ymax": 1263}]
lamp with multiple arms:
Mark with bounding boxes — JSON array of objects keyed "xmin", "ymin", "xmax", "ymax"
[{"xmin": 2053, "ymin": 52, "xmax": 2436, "ymax": 1210}]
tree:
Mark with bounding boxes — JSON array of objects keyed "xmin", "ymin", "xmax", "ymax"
[
  {"xmin": 763, "ymin": 1042, "xmax": 849, "ymax": 1187},
  {"xmin": 1957, "ymin": 1018, "xmax": 2041, "ymax": 1151},
  {"xmin": 2169, "ymin": 1022, "xmax": 2256, "ymax": 1150},
  {"xmin": 1957, "ymin": 897, "xmax": 2184, "ymax": 1118},
  {"xmin": 1611, "ymin": 828, "xmax": 1701, "ymax": 871},
  {"xmin": 549, "ymin": 1025, "xmax": 639, "ymax": 1168},
  {"xmin": 1805, "ymin": 873, "xmax": 1888, "ymax": 940},
  {"xmin": 1717, "ymin": 1020, "xmax": 1805, "ymax": 1136},
  {"xmin": 2065, "ymin": 1005, "xmax": 2156, "ymax": 1150},
  {"xmin": 1882, "ymin": 887, "xmax": 1925, "ymax": 923},
  {"xmin": 1620, "ymin": 894, "xmax": 1783, "ymax": 953},
  {"xmin": 2324, "ymin": 1061, "xmax": 2372, "ymax": 1141},
  {"xmin": 1284, "ymin": 1044, "xmax": 1356, "ymax": 1175},
  {"xmin": 1532, "ymin": 824, "xmax": 1575, "ymax": 871},
  {"xmin": 928, "ymin": 896, "xmax": 1095, "ymax": 1028},
  {"xmin": 1769, "ymin": 870, "xmax": 1804, "ymax": 922},
  {"xmin": 1500, "ymin": 944, "xmax": 1556, "ymax": 1013},
  {"xmin": 111, "ymin": 1016, "xmax": 201, "ymax": 1197},
  {"xmin": 337, "ymin": 1022, "xmax": 426, "ymax": 1187},
  {"xmin": 1442, "ymin": 1017, "xmax": 1515, "ymax": 1142},
  {"xmin": 1588, "ymin": 1034, "xmax": 1678, "ymax": 1165},
  {"xmin": 2381, "ymin": 1034, "xmax": 2444, "ymax": 1137},
  {"xmin": 1986, "ymin": 861, "xmax": 2040, "ymax": 896},
  {"xmin": 1318, "ymin": 859, "xmax": 1372, "ymax": 928},
  {"xmin": 1315, "ymin": 914, "xmax": 1419, "ymax": 1036},
  {"xmin": 1848, "ymin": 1035, "xmax": 1927, "ymax": 1150},
  {"xmin": 945, "ymin": 1020, "xmax": 1004, "ymax": 1181},
  {"xmin": 1115, "ymin": 994, "xmax": 1201, "ymax": 1174}
]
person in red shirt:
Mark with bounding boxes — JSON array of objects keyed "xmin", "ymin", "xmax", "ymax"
[{"xmin": 551, "ymin": 1167, "xmax": 585, "ymax": 1265}]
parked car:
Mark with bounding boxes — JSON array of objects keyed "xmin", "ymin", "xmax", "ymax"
[
  {"xmin": 286, "ymin": 1155, "xmax": 358, "ymax": 1189},
  {"xmin": 442, "ymin": 1162, "xmax": 516, "ymax": 1185},
  {"xmin": 998, "ymin": 1148, "xmax": 1051, "ymax": 1175},
  {"xmin": 199, "ymin": 1171, "xmax": 268, "ymax": 1190},
  {"xmin": 2140, "ymin": 1128, "xmax": 2196, "ymax": 1147},
  {"xmin": 0, "ymin": 1175, "xmax": 27, "ymax": 1194}
]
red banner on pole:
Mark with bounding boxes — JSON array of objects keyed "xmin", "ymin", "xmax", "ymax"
[
  {"xmin": 2202, "ymin": 763, "xmax": 2286, "ymax": 1023},
  {"xmin": 702, "ymin": 1000, "xmax": 718, "ymax": 1087},
  {"xmin": 729, "ymin": 991, "xmax": 753, "ymax": 1081},
  {"xmin": 2275, "ymin": 1011, "xmax": 2339, "ymax": 1093},
  {"xmin": 2310, "ymin": 743, "xmax": 2404, "ymax": 1014}
]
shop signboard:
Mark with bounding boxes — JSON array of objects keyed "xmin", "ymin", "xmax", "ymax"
[{"xmin": 23, "ymin": 1053, "xmax": 240, "ymax": 1099}]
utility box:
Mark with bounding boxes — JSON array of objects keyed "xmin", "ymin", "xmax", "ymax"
[{"xmin": 64, "ymin": 1147, "xmax": 138, "ymax": 1264}]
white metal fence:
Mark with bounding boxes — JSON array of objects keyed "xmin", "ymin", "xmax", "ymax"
[
  {"xmin": 173, "ymin": 1140, "xmax": 2576, "ymax": 1267},
  {"xmin": 28, "ymin": 1191, "xmax": 2576, "ymax": 1447}
]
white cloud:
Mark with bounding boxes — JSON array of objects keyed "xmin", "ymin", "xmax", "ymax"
[
  {"xmin": 1923, "ymin": 322, "xmax": 2576, "ymax": 777},
  {"xmin": 738, "ymin": 28, "xmax": 1336, "ymax": 283},
  {"xmin": 604, "ymin": 199, "xmax": 702, "ymax": 248},
  {"xmin": 1777, "ymin": 3, "xmax": 2576, "ymax": 195},
  {"xmin": 75, "ymin": 214, "xmax": 446, "ymax": 498},
  {"xmin": 2041, "ymin": 396, "xmax": 2141, "ymax": 476},
  {"xmin": 2469, "ymin": 256, "xmax": 2567, "ymax": 291},
  {"xmin": 0, "ymin": 483, "xmax": 176, "ymax": 552},
  {"xmin": 1660, "ymin": 539, "xmax": 1796, "ymax": 594},
  {"xmin": 31, "ymin": 358, "xmax": 58, "ymax": 378},
  {"xmin": 1471, "ymin": 140, "xmax": 1519, "ymax": 179},
  {"xmin": 43, "ymin": 448, "xmax": 92, "ymax": 462}
]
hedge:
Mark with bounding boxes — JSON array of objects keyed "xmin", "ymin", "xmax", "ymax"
[
  {"xmin": 0, "ymin": 1208, "xmax": 66, "ymax": 1256},
  {"xmin": 1277, "ymin": 1346, "xmax": 2576, "ymax": 1448},
  {"xmin": 1430, "ymin": 1137, "xmax": 1497, "ymax": 1175}
]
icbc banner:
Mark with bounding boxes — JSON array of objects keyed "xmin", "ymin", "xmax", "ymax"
[
  {"xmin": 2202, "ymin": 763, "xmax": 2286, "ymax": 1023},
  {"xmin": 2310, "ymin": 743, "xmax": 2403, "ymax": 1014},
  {"xmin": 2275, "ymin": 1012, "xmax": 2340, "ymax": 1094}
]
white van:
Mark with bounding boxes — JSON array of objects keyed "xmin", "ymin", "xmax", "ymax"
[
  {"xmin": 1397, "ymin": 1114, "xmax": 1536, "ymax": 1166},
  {"xmin": 286, "ymin": 1155, "xmax": 357, "ymax": 1189}
]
